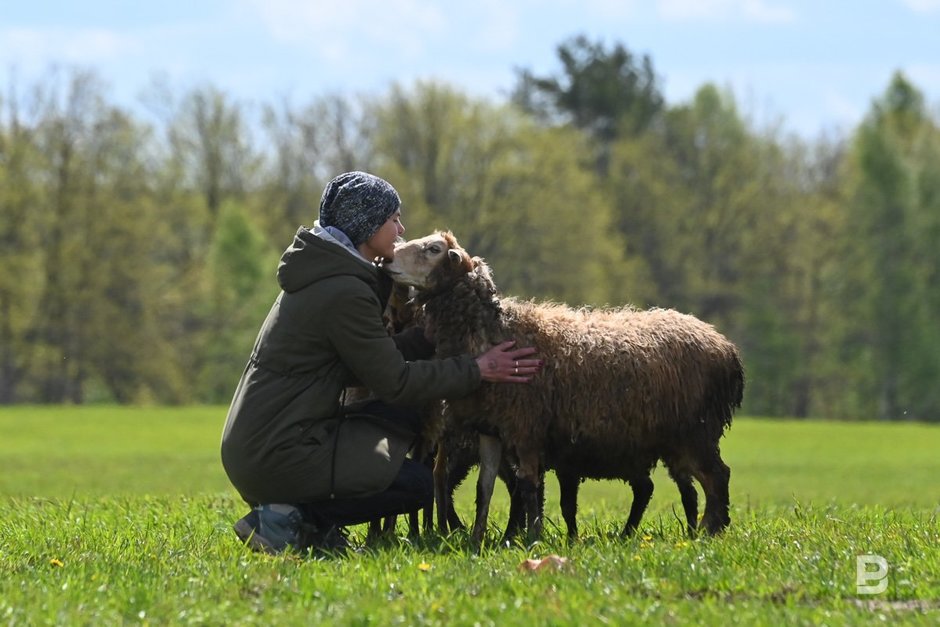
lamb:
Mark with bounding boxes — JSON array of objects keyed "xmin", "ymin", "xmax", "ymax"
[
  {"xmin": 383, "ymin": 231, "xmax": 744, "ymax": 547},
  {"xmin": 439, "ymin": 406, "xmax": 700, "ymax": 541}
]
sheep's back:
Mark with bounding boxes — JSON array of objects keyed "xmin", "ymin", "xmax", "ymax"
[{"xmin": 454, "ymin": 300, "xmax": 741, "ymax": 448}]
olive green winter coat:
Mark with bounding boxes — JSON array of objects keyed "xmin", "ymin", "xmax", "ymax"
[{"xmin": 221, "ymin": 227, "xmax": 480, "ymax": 505}]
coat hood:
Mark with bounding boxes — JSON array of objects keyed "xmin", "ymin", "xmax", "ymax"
[{"xmin": 277, "ymin": 226, "xmax": 379, "ymax": 294}]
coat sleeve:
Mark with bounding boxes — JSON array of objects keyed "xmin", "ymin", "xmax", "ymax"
[
  {"xmin": 326, "ymin": 282, "xmax": 480, "ymax": 405},
  {"xmin": 392, "ymin": 326, "xmax": 435, "ymax": 361}
]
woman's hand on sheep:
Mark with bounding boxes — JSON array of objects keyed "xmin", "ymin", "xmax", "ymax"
[{"xmin": 476, "ymin": 340, "xmax": 542, "ymax": 383}]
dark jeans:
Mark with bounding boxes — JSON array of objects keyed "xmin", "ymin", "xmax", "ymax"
[{"xmin": 299, "ymin": 400, "xmax": 432, "ymax": 528}]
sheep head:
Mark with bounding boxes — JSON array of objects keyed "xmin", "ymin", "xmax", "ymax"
[
  {"xmin": 383, "ymin": 231, "xmax": 503, "ymax": 356},
  {"xmin": 383, "ymin": 231, "xmax": 474, "ymax": 291}
]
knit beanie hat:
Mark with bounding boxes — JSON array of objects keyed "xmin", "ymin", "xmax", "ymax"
[{"xmin": 318, "ymin": 171, "xmax": 402, "ymax": 246}]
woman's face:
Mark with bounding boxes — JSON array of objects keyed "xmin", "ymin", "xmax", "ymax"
[{"xmin": 359, "ymin": 210, "xmax": 405, "ymax": 262}]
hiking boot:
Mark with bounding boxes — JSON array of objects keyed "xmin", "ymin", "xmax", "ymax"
[
  {"xmin": 233, "ymin": 509, "xmax": 260, "ymax": 544},
  {"xmin": 234, "ymin": 504, "xmax": 304, "ymax": 554}
]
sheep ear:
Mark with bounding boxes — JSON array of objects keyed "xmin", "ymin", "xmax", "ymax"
[{"xmin": 448, "ymin": 248, "xmax": 474, "ymax": 272}]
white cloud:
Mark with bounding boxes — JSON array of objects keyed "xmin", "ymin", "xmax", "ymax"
[
  {"xmin": 473, "ymin": 11, "xmax": 518, "ymax": 54},
  {"xmin": 657, "ymin": 0, "xmax": 796, "ymax": 23},
  {"xmin": 899, "ymin": 0, "xmax": 940, "ymax": 13},
  {"xmin": 242, "ymin": 0, "xmax": 448, "ymax": 61},
  {"xmin": 579, "ymin": 0, "xmax": 641, "ymax": 19},
  {"xmin": 0, "ymin": 27, "xmax": 141, "ymax": 68}
]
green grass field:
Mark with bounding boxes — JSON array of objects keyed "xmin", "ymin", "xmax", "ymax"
[{"xmin": 1, "ymin": 406, "xmax": 938, "ymax": 625}]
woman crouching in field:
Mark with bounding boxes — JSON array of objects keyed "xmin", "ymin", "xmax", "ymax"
[{"xmin": 219, "ymin": 171, "xmax": 540, "ymax": 554}]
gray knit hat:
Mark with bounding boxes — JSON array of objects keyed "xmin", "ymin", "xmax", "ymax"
[{"xmin": 318, "ymin": 171, "xmax": 401, "ymax": 246}]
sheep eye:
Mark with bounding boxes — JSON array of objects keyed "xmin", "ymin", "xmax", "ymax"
[{"xmin": 427, "ymin": 245, "xmax": 441, "ymax": 254}]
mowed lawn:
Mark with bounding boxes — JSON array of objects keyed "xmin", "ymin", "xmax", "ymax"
[{"xmin": 1, "ymin": 406, "xmax": 938, "ymax": 624}]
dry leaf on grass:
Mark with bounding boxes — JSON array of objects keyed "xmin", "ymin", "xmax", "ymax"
[{"xmin": 518, "ymin": 555, "xmax": 569, "ymax": 573}]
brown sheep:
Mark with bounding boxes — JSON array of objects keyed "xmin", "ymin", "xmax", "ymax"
[{"xmin": 383, "ymin": 231, "xmax": 744, "ymax": 547}]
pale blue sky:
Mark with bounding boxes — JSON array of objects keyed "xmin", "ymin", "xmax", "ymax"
[{"xmin": 2, "ymin": 0, "xmax": 939, "ymax": 137}]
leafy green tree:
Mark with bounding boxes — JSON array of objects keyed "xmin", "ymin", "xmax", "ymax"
[
  {"xmin": 469, "ymin": 124, "xmax": 643, "ymax": 306},
  {"xmin": 609, "ymin": 85, "xmax": 758, "ymax": 321},
  {"xmin": 23, "ymin": 70, "xmax": 112, "ymax": 402},
  {"xmin": 741, "ymin": 135, "xmax": 850, "ymax": 418},
  {"xmin": 369, "ymin": 81, "xmax": 638, "ymax": 305},
  {"xmin": 145, "ymin": 82, "xmax": 259, "ymax": 227},
  {"xmin": 142, "ymin": 83, "xmax": 266, "ymax": 402},
  {"xmin": 0, "ymin": 85, "xmax": 45, "ymax": 403},
  {"xmin": 4, "ymin": 56, "xmax": 940, "ymax": 421},
  {"xmin": 79, "ymin": 107, "xmax": 199, "ymax": 404},
  {"xmin": 841, "ymin": 72, "xmax": 940, "ymax": 420},
  {"xmin": 196, "ymin": 201, "xmax": 278, "ymax": 402},
  {"xmin": 608, "ymin": 84, "xmax": 845, "ymax": 417},
  {"xmin": 367, "ymin": 81, "xmax": 515, "ymax": 243},
  {"xmin": 259, "ymin": 94, "xmax": 373, "ymax": 245},
  {"xmin": 20, "ymin": 70, "xmax": 188, "ymax": 403},
  {"xmin": 175, "ymin": 87, "xmax": 258, "ymax": 219},
  {"xmin": 512, "ymin": 34, "xmax": 664, "ymax": 142}
]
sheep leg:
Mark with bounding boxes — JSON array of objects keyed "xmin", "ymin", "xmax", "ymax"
[
  {"xmin": 366, "ymin": 518, "xmax": 383, "ymax": 544},
  {"xmin": 416, "ymin": 444, "xmax": 435, "ymax": 536},
  {"xmin": 471, "ymin": 433, "xmax": 502, "ymax": 550},
  {"xmin": 445, "ymin": 483, "xmax": 466, "ymax": 532},
  {"xmin": 445, "ymin": 457, "xmax": 473, "ymax": 532},
  {"xmin": 433, "ymin": 445, "xmax": 451, "ymax": 533},
  {"xmin": 622, "ymin": 474, "xmax": 654, "ymax": 537},
  {"xmin": 556, "ymin": 469, "xmax": 580, "ymax": 540},
  {"xmin": 500, "ymin": 463, "xmax": 525, "ymax": 544},
  {"xmin": 536, "ymin": 475, "xmax": 546, "ymax": 538},
  {"xmin": 692, "ymin": 447, "xmax": 731, "ymax": 535},
  {"xmin": 673, "ymin": 472, "xmax": 699, "ymax": 537},
  {"xmin": 421, "ymin": 498, "xmax": 434, "ymax": 535},
  {"xmin": 664, "ymin": 458, "xmax": 700, "ymax": 536},
  {"xmin": 514, "ymin": 453, "xmax": 543, "ymax": 543},
  {"xmin": 407, "ymin": 509, "xmax": 421, "ymax": 538}
]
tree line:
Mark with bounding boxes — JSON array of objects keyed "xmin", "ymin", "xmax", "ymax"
[{"xmin": 2, "ymin": 36, "xmax": 939, "ymax": 421}]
